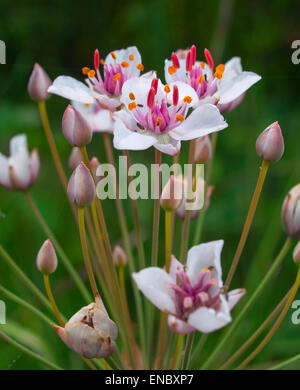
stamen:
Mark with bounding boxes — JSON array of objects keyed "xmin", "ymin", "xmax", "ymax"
[
  {"xmin": 151, "ymin": 78, "xmax": 159, "ymax": 94},
  {"xmin": 164, "ymin": 84, "xmax": 171, "ymax": 93},
  {"xmin": 183, "ymin": 96, "xmax": 192, "ymax": 103},
  {"xmin": 198, "ymin": 75, "xmax": 204, "ymax": 84},
  {"xmin": 113, "ymin": 73, "xmax": 121, "ymax": 81},
  {"xmin": 204, "ymin": 48, "xmax": 214, "ymax": 70},
  {"xmin": 121, "ymin": 61, "xmax": 129, "ymax": 68},
  {"xmin": 214, "ymin": 71, "xmax": 223, "ymax": 80},
  {"xmin": 200, "ymin": 61, "xmax": 205, "ymax": 69},
  {"xmin": 84, "ymin": 104, "xmax": 90, "ymax": 108},
  {"xmin": 171, "ymin": 52, "xmax": 180, "ymax": 69},
  {"xmin": 88, "ymin": 69, "xmax": 96, "ymax": 78},
  {"xmin": 82, "ymin": 67, "xmax": 90, "ymax": 75},
  {"xmin": 183, "ymin": 297, "xmax": 193, "ymax": 309},
  {"xmin": 110, "ymin": 51, "xmax": 117, "ymax": 60},
  {"xmin": 128, "ymin": 102, "xmax": 137, "ymax": 111},
  {"xmin": 129, "ymin": 54, "xmax": 135, "ymax": 61},
  {"xmin": 155, "ymin": 116, "xmax": 162, "ymax": 127},
  {"xmin": 191, "ymin": 45, "xmax": 196, "ymax": 65},
  {"xmin": 168, "ymin": 66, "xmax": 177, "ymax": 75},
  {"xmin": 216, "ymin": 64, "xmax": 225, "ymax": 73},
  {"xmin": 129, "ymin": 92, "xmax": 135, "ymax": 100},
  {"xmin": 136, "ymin": 63, "xmax": 144, "ymax": 71},
  {"xmin": 173, "ymin": 85, "xmax": 179, "ymax": 106},
  {"xmin": 94, "ymin": 49, "xmax": 100, "ymax": 70},
  {"xmin": 100, "ymin": 59, "xmax": 105, "ymax": 66},
  {"xmin": 186, "ymin": 51, "xmax": 192, "ymax": 71},
  {"xmin": 147, "ymin": 87, "xmax": 156, "ymax": 108},
  {"xmin": 176, "ymin": 114, "xmax": 185, "ymax": 122}
]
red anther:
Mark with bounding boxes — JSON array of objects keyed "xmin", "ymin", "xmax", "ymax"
[
  {"xmin": 204, "ymin": 48, "xmax": 214, "ymax": 70},
  {"xmin": 94, "ymin": 49, "xmax": 100, "ymax": 70},
  {"xmin": 173, "ymin": 85, "xmax": 179, "ymax": 106},
  {"xmin": 147, "ymin": 87, "xmax": 156, "ymax": 108},
  {"xmin": 151, "ymin": 78, "xmax": 159, "ymax": 94},
  {"xmin": 171, "ymin": 52, "xmax": 180, "ymax": 69},
  {"xmin": 191, "ymin": 45, "xmax": 196, "ymax": 65}
]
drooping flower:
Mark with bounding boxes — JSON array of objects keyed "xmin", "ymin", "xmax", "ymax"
[
  {"xmin": 133, "ymin": 241, "xmax": 245, "ymax": 334},
  {"xmin": 53, "ymin": 294, "xmax": 118, "ymax": 359},
  {"xmin": 48, "ymin": 47, "xmax": 144, "ymax": 133},
  {"xmin": 113, "ymin": 76, "xmax": 228, "ymax": 156},
  {"xmin": 164, "ymin": 45, "xmax": 261, "ymax": 113},
  {"xmin": 0, "ymin": 134, "xmax": 40, "ymax": 190}
]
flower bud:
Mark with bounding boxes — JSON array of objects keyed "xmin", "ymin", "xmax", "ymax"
[
  {"xmin": 67, "ymin": 162, "xmax": 95, "ymax": 206},
  {"xmin": 62, "ymin": 105, "xmax": 93, "ymax": 147},
  {"xmin": 176, "ymin": 174, "xmax": 205, "ymax": 219},
  {"xmin": 256, "ymin": 121, "xmax": 284, "ymax": 162},
  {"xmin": 90, "ymin": 157, "xmax": 104, "ymax": 184},
  {"xmin": 52, "ymin": 294, "xmax": 118, "ymax": 359},
  {"xmin": 113, "ymin": 245, "xmax": 128, "ymax": 267},
  {"xmin": 282, "ymin": 184, "xmax": 300, "ymax": 239},
  {"xmin": 160, "ymin": 175, "xmax": 183, "ymax": 212},
  {"xmin": 27, "ymin": 63, "xmax": 52, "ymax": 102},
  {"xmin": 194, "ymin": 136, "xmax": 212, "ymax": 164},
  {"xmin": 36, "ymin": 240, "xmax": 58, "ymax": 275},
  {"xmin": 68, "ymin": 147, "xmax": 82, "ymax": 170},
  {"xmin": 293, "ymin": 241, "xmax": 300, "ymax": 266}
]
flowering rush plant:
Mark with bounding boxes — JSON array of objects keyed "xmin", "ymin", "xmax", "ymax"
[{"xmin": 0, "ymin": 44, "xmax": 299, "ymax": 372}]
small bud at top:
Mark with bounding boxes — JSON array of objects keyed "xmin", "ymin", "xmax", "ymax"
[
  {"xmin": 293, "ymin": 241, "xmax": 300, "ymax": 266},
  {"xmin": 113, "ymin": 245, "xmax": 128, "ymax": 267},
  {"xmin": 160, "ymin": 175, "xmax": 183, "ymax": 212},
  {"xmin": 36, "ymin": 240, "xmax": 58, "ymax": 275},
  {"xmin": 282, "ymin": 184, "xmax": 300, "ymax": 239},
  {"xmin": 256, "ymin": 121, "xmax": 284, "ymax": 162},
  {"xmin": 68, "ymin": 147, "xmax": 82, "ymax": 170},
  {"xmin": 62, "ymin": 105, "xmax": 93, "ymax": 147},
  {"xmin": 28, "ymin": 63, "xmax": 52, "ymax": 102},
  {"xmin": 194, "ymin": 136, "xmax": 212, "ymax": 163},
  {"xmin": 67, "ymin": 162, "xmax": 96, "ymax": 207}
]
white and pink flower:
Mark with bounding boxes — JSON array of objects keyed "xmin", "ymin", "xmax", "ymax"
[
  {"xmin": 164, "ymin": 45, "xmax": 261, "ymax": 112},
  {"xmin": 113, "ymin": 76, "xmax": 228, "ymax": 156},
  {"xmin": 133, "ymin": 240, "xmax": 245, "ymax": 334},
  {"xmin": 48, "ymin": 46, "xmax": 144, "ymax": 133}
]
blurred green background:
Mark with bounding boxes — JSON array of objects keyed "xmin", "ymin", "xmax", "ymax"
[{"xmin": 0, "ymin": 0, "xmax": 300, "ymax": 369}]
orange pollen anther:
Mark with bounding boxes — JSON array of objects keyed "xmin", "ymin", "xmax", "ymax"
[
  {"xmin": 168, "ymin": 66, "xmax": 177, "ymax": 75},
  {"xmin": 88, "ymin": 70, "xmax": 96, "ymax": 78},
  {"xmin": 121, "ymin": 61, "xmax": 129, "ymax": 68},
  {"xmin": 200, "ymin": 61, "xmax": 205, "ymax": 69},
  {"xmin": 113, "ymin": 73, "xmax": 121, "ymax": 82},
  {"xmin": 128, "ymin": 102, "xmax": 137, "ymax": 111},
  {"xmin": 111, "ymin": 51, "xmax": 117, "ymax": 60},
  {"xmin": 164, "ymin": 85, "xmax": 171, "ymax": 93},
  {"xmin": 129, "ymin": 92, "xmax": 135, "ymax": 100},
  {"xmin": 137, "ymin": 63, "xmax": 144, "ymax": 71},
  {"xmin": 216, "ymin": 64, "xmax": 225, "ymax": 73},
  {"xmin": 183, "ymin": 96, "xmax": 192, "ymax": 103},
  {"xmin": 100, "ymin": 59, "xmax": 105, "ymax": 65},
  {"xmin": 84, "ymin": 104, "xmax": 90, "ymax": 108},
  {"xmin": 155, "ymin": 117, "xmax": 162, "ymax": 127},
  {"xmin": 129, "ymin": 54, "xmax": 135, "ymax": 61},
  {"xmin": 198, "ymin": 75, "xmax": 204, "ymax": 84},
  {"xmin": 176, "ymin": 114, "xmax": 185, "ymax": 122},
  {"xmin": 82, "ymin": 67, "xmax": 90, "ymax": 75},
  {"xmin": 214, "ymin": 71, "xmax": 223, "ymax": 80}
]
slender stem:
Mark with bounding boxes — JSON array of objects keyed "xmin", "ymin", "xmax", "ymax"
[
  {"xmin": 181, "ymin": 333, "xmax": 195, "ymax": 369},
  {"xmin": 43, "ymin": 275, "xmax": 65, "ymax": 326},
  {"xmin": 165, "ymin": 211, "xmax": 172, "ymax": 272},
  {"xmin": 225, "ymin": 160, "xmax": 270, "ymax": 288},
  {"xmin": 220, "ymin": 288, "xmax": 291, "ymax": 369},
  {"xmin": 0, "ymin": 245, "xmax": 52, "ymax": 312},
  {"xmin": 237, "ymin": 266, "xmax": 300, "ymax": 369},
  {"xmin": 191, "ymin": 334, "xmax": 208, "ymax": 364},
  {"xmin": 201, "ymin": 237, "xmax": 293, "ymax": 369},
  {"xmin": 78, "ymin": 207, "xmax": 98, "ymax": 297},
  {"xmin": 169, "ymin": 335, "xmax": 183, "ymax": 370},
  {"xmin": 151, "ymin": 148, "xmax": 162, "ymax": 266},
  {"xmin": 24, "ymin": 191, "xmax": 91, "ymax": 302},
  {"xmin": 269, "ymin": 353, "xmax": 300, "ymax": 370},
  {"xmin": 0, "ymin": 330, "xmax": 63, "ymax": 370},
  {"xmin": 154, "ymin": 312, "xmax": 168, "ymax": 369}
]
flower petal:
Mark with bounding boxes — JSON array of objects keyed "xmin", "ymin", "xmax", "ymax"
[
  {"xmin": 0, "ymin": 153, "xmax": 11, "ymax": 188},
  {"xmin": 164, "ymin": 59, "xmax": 188, "ymax": 85},
  {"xmin": 105, "ymin": 46, "xmax": 142, "ymax": 77},
  {"xmin": 72, "ymin": 102, "xmax": 113, "ymax": 133},
  {"xmin": 113, "ymin": 118, "xmax": 157, "ymax": 151},
  {"xmin": 168, "ymin": 81, "xmax": 199, "ymax": 107},
  {"xmin": 168, "ymin": 315, "xmax": 195, "ymax": 334},
  {"xmin": 227, "ymin": 288, "xmax": 246, "ymax": 311},
  {"xmin": 186, "ymin": 240, "xmax": 224, "ymax": 287},
  {"xmin": 154, "ymin": 137, "xmax": 181, "ymax": 156},
  {"xmin": 171, "ymin": 104, "xmax": 227, "ymax": 141},
  {"xmin": 169, "ymin": 255, "xmax": 183, "ymax": 281},
  {"xmin": 48, "ymin": 76, "xmax": 95, "ymax": 104},
  {"xmin": 10, "ymin": 134, "xmax": 28, "ymax": 156},
  {"xmin": 132, "ymin": 267, "xmax": 177, "ymax": 314}
]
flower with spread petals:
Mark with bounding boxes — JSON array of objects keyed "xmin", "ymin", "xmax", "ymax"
[
  {"xmin": 165, "ymin": 46, "xmax": 261, "ymax": 113},
  {"xmin": 113, "ymin": 77, "xmax": 227, "ymax": 156},
  {"xmin": 48, "ymin": 47, "xmax": 144, "ymax": 133},
  {"xmin": 0, "ymin": 134, "xmax": 39, "ymax": 190},
  {"xmin": 133, "ymin": 241, "xmax": 245, "ymax": 334},
  {"xmin": 53, "ymin": 294, "xmax": 118, "ymax": 359}
]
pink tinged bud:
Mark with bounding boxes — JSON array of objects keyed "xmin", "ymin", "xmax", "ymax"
[
  {"xmin": 191, "ymin": 45, "xmax": 196, "ymax": 65},
  {"xmin": 282, "ymin": 184, "xmax": 300, "ymax": 239},
  {"xmin": 194, "ymin": 135, "xmax": 212, "ymax": 164},
  {"xmin": 36, "ymin": 240, "xmax": 58, "ymax": 275},
  {"xmin": 256, "ymin": 121, "xmax": 284, "ymax": 162},
  {"xmin": 113, "ymin": 245, "xmax": 128, "ymax": 267},
  {"xmin": 151, "ymin": 78, "xmax": 159, "ymax": 94},
  {"xmin": 171, "ymin": 52, "xmax": 180, "ymax": 69},
  {"xmin": 94, "ymin": 49, "xmax": 100, "ymax": 70},
  {"xmin": 27, "ymin": 63, "xmax": 52, "ymax": 102},
  {"xmin": 68, "ymin": 147, "xmax": 82, "ymax": 170},
  {"xmin": 147, "ymin": 87, "xmax": 156, "ymax": 108},
  {"xmin": 90, "ymin": 157, "xmax": 104, "ymax": 184},
  {"xmin": 29, "ymin": 149, "xmax": 40, "ymax": 184},
  {"xmin": 293, "ymin": 241, "xmax": 300, "ymax": 266},
  {"xmin": 204, "ymin": 48, "xmax": 214, "ymax": 70},
  {"xmin": 52, "ymin": 294, "xmax": 118, "ymax": 359},
  {"xmin": 62, "ymin": 105, "xmax": 93, "ymax": 147},
  {"xmin": 173, "ymin": 85, "xmax": 179, "ymax": 106},
  {"xmin": 67, "ymin": 162, "xmax": 95, "ymax": 207},
  {"xmin": 160, "ymin": 175, "xmax": 183, "ymax": 212}
]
